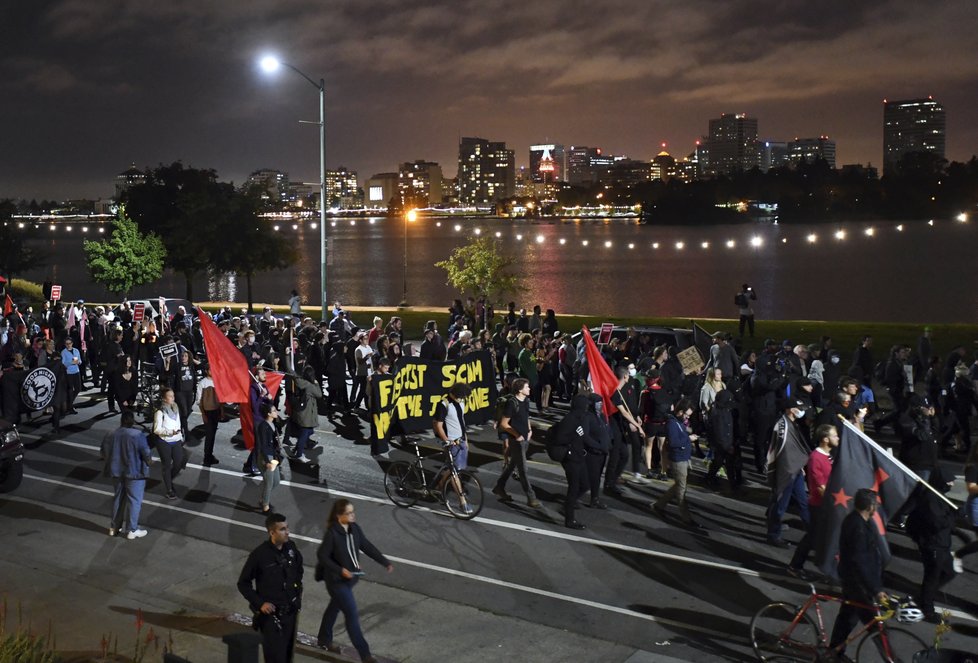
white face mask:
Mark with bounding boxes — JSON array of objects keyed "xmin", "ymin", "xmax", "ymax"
[
  {"xmin": 830, "ymin": 356, "xmax": 840, "ymax": 364},
  {"xmin": 628, "ymin": 368, "xmax": 637, "ymax": 377},
  {"xmin": 793, "ymin": 409, "xmax": 807, "ymax": 419}
]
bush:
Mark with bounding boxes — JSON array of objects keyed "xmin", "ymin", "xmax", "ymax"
[{"xmin": 9, "ymin": 278, "xmax": 44, "ymax": 305}]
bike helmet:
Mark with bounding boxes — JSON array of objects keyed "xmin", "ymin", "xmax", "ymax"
[{"xmin": 896, "ymin": 597, "xmax": 925, "ymax": 623}]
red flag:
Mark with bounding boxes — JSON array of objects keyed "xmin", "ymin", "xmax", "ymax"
[
  {"xmin": 197, "ymin": 307, "xmax": 250, "ymax": 403},
  {"xmin": 581, "ymin": 325, "xmax": 619, "ymax": 419},
  {"xmin": 2, "ymin": 294, "xmax": 12, "ymax": 316},
  {"xmin": 265, "ymin": 371, "xmax": 284, "ymax": 400}
]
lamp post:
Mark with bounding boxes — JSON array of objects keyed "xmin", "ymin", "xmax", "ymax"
[
  {"xmin": 400, "ymin": 209, "xmax": 417, "ymax": 307},
  {"xmin": 260, "ymin": 55, "xmax": 328, "ymax": 321}
]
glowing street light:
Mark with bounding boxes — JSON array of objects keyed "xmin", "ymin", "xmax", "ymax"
[
  {"xmin": 750, "ymin": 236, "xmax": 763, "ymax": 247},
  {"xmin": 957, "ymin": 212, "xmax": 968, "ymax": 223},
  {"xmin": 259, "ymin": 53, "xmax": 328, "ymax": 319},
  {"xmin": 835, "ymin": 229, "xmax": 846, "ymax": 240},
  {"xmin": 400, "ymin": 209, "xmax": 418, "ymax": 306},
  {"xmin": 726, "ymin": 239, "xmax": 735, "ymax": 248},
  {"xmin": 807, "ymin": 233, "xmax": 817, "ymax": 243},
  {"xmin": 864, "ymin": 227, "xmax": 875, "ymax": 237},
  {"xmin": 675, "ymin": 241, "xmax": 684, "ymax": 250}
]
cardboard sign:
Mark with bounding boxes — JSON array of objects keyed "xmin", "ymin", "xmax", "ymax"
[
  {"xmin": 159, "ymin": 342, "xmax": 179, "ymax": 359},
  {"xmin": 677, "ymin": 346, "xmax": 705, "ymax": 375},
  {"xmin": 50, "ymin": 285, "xmax": 62, "ymax": 301},
  {"xmin": 132, "ymin": 302, "xmax": 146, "ymax": 322},
  {"xmin": 597, "ymin": 322, "xmax": 615, "ymax": 345}
]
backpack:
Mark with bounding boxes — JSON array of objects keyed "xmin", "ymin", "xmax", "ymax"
[
  {"xmin": 546, "ymin": 414, "xmax": 577, "ymax": 462},
  {"xmin": 200, "ymin": 384, "xmax": 219, "ymax": 411},
  {"xmin": 734, "ymin": 293, "xmax": 748, "ymax": 308}
]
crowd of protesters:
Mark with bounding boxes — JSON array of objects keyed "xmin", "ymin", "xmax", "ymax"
[{"xmin": 5, "ymin": 289, "xmax": 978, "ymax": 649}]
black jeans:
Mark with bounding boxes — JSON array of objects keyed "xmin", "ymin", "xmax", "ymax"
[
  {"xmin": 584, "ymin": 451, "xmax": 606, "ymax": 503},
  {"xmin": 739, "ymin": 314, "xmax": 755, "ymax": 337},
  {"xmin": 919, "ymin": 546, "xmax": 955, "ymax": 615},
  {"xmin": 790, "ymin": 507, "xmax": 822, "ymax": 570},
  {"xmin": 155, "ymin": 439, "xmax": 184, "ymax": 495},
  {"xmin": 562, "ymin": 458, "xmax": 588, "ymax": 525},
  {"xmin": 258, "ymin": 610, "xmax": 297, "ymax": 663},
  {"xmin": 604, "ymin": 429, "xmax": 628, "ymax": 488},
  {"xmin": 175, "ymin": 390, "xmax": 194, "ymax": 437},
  {"xmin": 829, "ymin": 589, "xmax": 876, "ymax": 653},
  {"xmin": 495, "ymin": 437, "xmax": 536, "ymax": 500},
  {"xmin": 202, "ymin": 408, "xmax": 220, "ymax": 459}
]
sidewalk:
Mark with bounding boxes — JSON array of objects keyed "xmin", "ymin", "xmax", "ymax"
[{"xmin": 1, "ymin": 495, "xmax": 681, "ymax": 663}]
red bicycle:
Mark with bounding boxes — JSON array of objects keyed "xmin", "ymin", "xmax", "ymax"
[{"xmin": 750, "ymin": 583, "xmax": 927, "ymax": 662}]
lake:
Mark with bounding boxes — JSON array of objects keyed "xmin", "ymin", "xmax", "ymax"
[{"xmin": 20, "ymin": 216, "xmax": 978, "ymax": 324}]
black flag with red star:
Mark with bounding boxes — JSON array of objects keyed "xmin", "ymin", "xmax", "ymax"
[{"xmin": 813, "ymin": 420, "xmax": 919, "ymax": 579}]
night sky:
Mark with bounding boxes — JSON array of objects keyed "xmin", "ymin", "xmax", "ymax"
[{"xmin": 3, "ymin": 0, "xmax": 978, "ymax": 200}]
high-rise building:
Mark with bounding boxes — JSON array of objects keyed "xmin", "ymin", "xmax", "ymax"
[
  {"xmin": 787, "ymin": 137, "xmax": 836, "ymax": 169},
  {"xmin": 115, "ymin": 163, "xmax": 146, "ymax": 197},
  {"xmin": 566, "ymin": 146, "xmax": 618, "ymax": 186},
  {"xmin": 760, "ymin": 141, "xmax": 788, "ymax": 172},
  {"xmin": 458, "ymin": 137, "xmax": 515, "ymax": 205},
  {"xmin": 651, "ymin": 150, "xmax": 677, "ymax": 181},
  {"xmin": 706, "ymin": 113, "xmax": 759, "ymax": 176},
  {"xmin": 398, "ymin": 160, "xmax": 444, "ymax": 208},
  {"xmin": 325, "ymin": 167, "xmax": 362, "ymax": 209},
  {"xmin": 247, "ymin": 168, "xmax": 289, "ymax": 203},
  {"xmin": 529, "ymin": 144, "xmax": 566, "ymax": 182},
  {"xmin": 883, "ymin": 97, "xmax": 946, "ymax": 174},
  {"xmin": 365, "ymin": 173, "xmax": 399, "ymax": 208}
]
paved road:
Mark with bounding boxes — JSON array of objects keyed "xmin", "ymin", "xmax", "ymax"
[{"xmin": 4, "ymin": 384, "xmax": 977, "ymax": 662}]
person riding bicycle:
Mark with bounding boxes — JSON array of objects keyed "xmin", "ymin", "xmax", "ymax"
[
  {"xmin": 434, "ymin": 382, "xmax": 472, "ymax": 482},
  {"xmin": 829, "ymin": 488, "xmax": 889, "ymax": 656}
]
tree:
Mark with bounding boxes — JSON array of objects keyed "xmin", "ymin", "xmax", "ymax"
[
  {"xmin": 0, "ymin": 198, "xmax": 47, "ymax": 279},
  {"xmin": 122, "ymin": 162, "xmax": 225, "ymax": 299},
  {"xmin": 83, "ymin": 206, "xmax": 166, "ymax": 298},
  {"xmin": 435, "ymin": 236, "xmax": 526, "ymax": 306},
  {"xmin": 211, "ymin": 186, "xmax": 297, "ymax": 313}
]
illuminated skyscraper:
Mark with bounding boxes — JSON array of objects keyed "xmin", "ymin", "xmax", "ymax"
[
  {"xmin": 883, "ymin": 97, "xmax": 945, "ymax": 174},
  {"xmin": 458, "ymin": 137, "xmax": 515, "ymax": 205},
  {"xmin": 787, "ymin": 137, "xmax": 836, "ymax": 169},
  {"xmin": 398, "ymin": 160, "xmax": 443, "ymax": 207},
  {"xmin": 706, "ymin": 113, "xmax": 759, "ymax": 176},
  {"xmin": 529, "ymin": 144, "xmax": 566, "ymax": 182}
]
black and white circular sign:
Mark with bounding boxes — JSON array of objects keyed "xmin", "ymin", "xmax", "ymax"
[{"xmin": 21, "ymin": 367, "xmax": 57, "ymax": 411}]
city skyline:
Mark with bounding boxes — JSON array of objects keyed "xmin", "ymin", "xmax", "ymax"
[{"xmin": 3, "ymin": 1, "xmax": 978, "ymax": 200}]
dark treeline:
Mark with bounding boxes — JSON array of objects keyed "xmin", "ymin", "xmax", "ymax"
[{"xmin": 555, "ymin": 151, "xmax": 978, "ymax": 224}]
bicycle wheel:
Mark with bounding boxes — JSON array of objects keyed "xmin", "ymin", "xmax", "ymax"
[
  {"xmin": 384, "ymin": 461, "xmax": 421, "ymax": 508},
  {"xmin": 750, "ymin": 602, "xmax": 820, "ymax": 662},
  {"xmin": 444, "ymin": 470, "xmax": 484, "ymax": 520},
  {"xmin": 855, "ymin": 626, "xmax": 926, "ymax": 663}
]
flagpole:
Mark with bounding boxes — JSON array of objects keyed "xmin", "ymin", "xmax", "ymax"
[{"xmin": 839, "ymin": 416, "xmax": 956, "ymax": 509}]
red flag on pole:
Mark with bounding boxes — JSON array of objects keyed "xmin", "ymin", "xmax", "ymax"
[
  {"xmin": 3, "ymin": 294, "xmax": 12, "ymax": 316},
  {"xmin": 581, "ymin": 325, "xmax": 619, "ymax": 419},
  {"xmin": 197, "ymin": 307, "xmax": 250, "ymax": 403}
]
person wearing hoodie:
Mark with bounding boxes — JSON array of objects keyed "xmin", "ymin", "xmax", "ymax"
[
  {"xmin": 583, "ymin": 393, "xmax": 611, "ymax": 510},
  {"xmin": 706, "ymin": 389, "xmax": 740, "ymax": 490},
  {"xmin": 906, "ymin": 467, "xmax": 957, "ymax": 621},
  {"xmin": 552, "ymin": 393, "xmax": 592, "ymax": 529}
]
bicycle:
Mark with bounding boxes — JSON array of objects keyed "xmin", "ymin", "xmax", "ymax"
[
  {"xmin": 750, "ymin": 583, "xmax": 927, "ymax": 662},
  {"xmin": 133, "ymin": 361, "xmax": 161, "ymax": 425},
  {"xmin": 383, "ymin": 442, "xmax": 484, "ymax": 520}
]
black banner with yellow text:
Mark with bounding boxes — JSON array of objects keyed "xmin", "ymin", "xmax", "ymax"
[{"xmin": 370, "ymin": 350, "xmax": 498, "ymax": 442}]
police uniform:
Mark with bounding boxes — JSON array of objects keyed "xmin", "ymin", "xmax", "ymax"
[{"xmin": 237, "ymin": 539, "xmax": 304, "ymax": 663}]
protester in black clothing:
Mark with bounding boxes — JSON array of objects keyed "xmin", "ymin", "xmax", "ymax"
[
  {"xmin": 906, "ymin": 468, "xmax": 958, "ymax": 621},
  {"xmin": 829, "ymin": 489, "xmax": 888, "ymax": 655},
  {"xmin": 113, "ymin": 356, "xmax": 138, "ymax": 413},
  {"xmin": 898, "ymin": 395, "xmax": 939, "ymax": 481},
  {"xmin": 493, "ymin": 378, "xmax": 540, "ymax": 507},
  {"xmin": 706, "ymin": 389, "xmax": 741, "ymax": 489},
  {"xmin": 583, "ymin": 394, "xmax": 610, "ymax": 509},
  {"xmin": 315, "ymin": 499, "xmax": 392, "ymax": 662},
  {"xmin": 552, "ymin": 394, "xmax": 592, "ymax": 529},
  {"xmin": 173, "ymin": 350, "xmax": 197, "ymax": 438},
  {"xmin": 237, "ymin": 512, "xmax": 304, "ymax": 663},
  {"xmin": 1, "ymin": 353, "xmax": 28, "ymax": 424},
  {"xmin": 103, "ymin": 329, "xmax": 125, "ymax": 412}
]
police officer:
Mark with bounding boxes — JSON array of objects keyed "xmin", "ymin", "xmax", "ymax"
[{"xmin": 237, "ymin": 513, "xmax": 304, "ymax": 663}]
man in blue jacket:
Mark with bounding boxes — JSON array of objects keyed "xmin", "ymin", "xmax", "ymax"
[
  {"xmin": 651, "ymin": 398, "xmax": 699, "ymax": 525},
  {"xmin": 101, "ymin": 410, "xmax": 154, "ymax": 540}
]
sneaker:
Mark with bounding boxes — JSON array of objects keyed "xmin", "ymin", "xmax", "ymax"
[
  {"xmin": 527, "ymin": 499, "xmax": 542, "ymax": 508},
  {"xmin": 786, "ymin": 566, "xmax": 811, "ymax": 581},
  {"xmin": 165, "ymin": 492, "xmax": 178, "ymax": 500},
  {"xmin": 317, "ymin": 642, "xmax": 342, "ymax": 654},
  {"xmin": 587, "ymin": 500, "xmax": 609, "ymax": 510},
  {"xmin": 203, "ymin": 455, "xmax": 220, "ymax": 466},
  {"xmin": 108, "ymin": 527, "xmax": 117, "ymax": 537},
  {"xmin": 565, "ymin": 520, "xmax": 587, "ymax": 530},
  {"xmin": 952, "ymin": 555, "xmax": 964, "ymax": 574},
  {"xmin": 127, "ymin": 529, "xmax": 148, "ymax": 540},
  {"xmin": 292, "ymin": 454, "xmax": 310, "ymax": 463},
  {"xmin": 629, "ymin": 472, "xmax": 649, "ymax": 484},
  {"xmin": 492, "ymin": 487, "xmax": 512, "ymax": 502}
]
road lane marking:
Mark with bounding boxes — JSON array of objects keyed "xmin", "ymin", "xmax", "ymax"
[
  {"xmin": 10, "ymin": 476, "xmax": 752, "ymax": 641},
  {"xmin": 30, "ymin": 437, "xmax": 763, "ymax": 578}
]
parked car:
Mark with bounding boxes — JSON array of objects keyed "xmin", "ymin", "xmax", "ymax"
[
  {"xmin": 570, "ymin": 325, "xmax": 694, "ymax": 354},
  {"xmin": 0, "ymin": 418, "xmax": 24, "ymax": 493}
]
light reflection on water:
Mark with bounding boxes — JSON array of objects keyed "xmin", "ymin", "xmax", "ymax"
[{"xmin": 23, "ymin": 217, "xmax": 978, "ymax": 324}]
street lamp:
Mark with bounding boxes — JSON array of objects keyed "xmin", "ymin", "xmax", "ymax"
[
  {"xmin": 259, "ymin": 55, "xmax": 328, "ymax": 320},
  {"xmin": 400, "ymin": 209, "xmax": 417, "ymax": 306}
]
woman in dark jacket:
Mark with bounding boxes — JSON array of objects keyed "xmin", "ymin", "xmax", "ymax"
[
  {"xmin": 706, "ymin": 389, "xmax": 741, "ymax": 489},
  {"xmin": 315, "ymin": 499, "xmax": 393, "ymax": 661},
  {"xmin": 113, "ymin": 355, "xmax": 139, "ymax": 413},
  {"xmin": 326, "ymin": 341, "xmax": 349, "ymax": 411}
]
